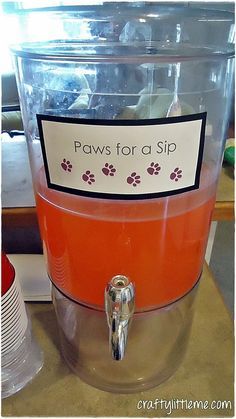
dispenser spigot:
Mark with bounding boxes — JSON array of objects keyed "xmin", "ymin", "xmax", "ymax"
[{"xmin": 105, "ymin": 275, "xmax": 135, "ymax": 361}]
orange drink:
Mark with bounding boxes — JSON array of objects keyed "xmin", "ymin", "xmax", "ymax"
[{"xmin": 36, "ymin": 168, "xmax": 215, "ymax": 309}]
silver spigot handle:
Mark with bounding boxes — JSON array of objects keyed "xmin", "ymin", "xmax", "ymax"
[{"xmin": 105, "ymin": 275, "xmax": 135, "ymax": 361}]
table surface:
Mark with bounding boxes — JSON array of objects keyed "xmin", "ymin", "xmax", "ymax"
[
  {"xmin": 2, "ymin": 264, "xmax": 233, "ymax": 418},
  {"xmin": 1, "ymin": 134, "xmax": 234, "ymax": 220}
]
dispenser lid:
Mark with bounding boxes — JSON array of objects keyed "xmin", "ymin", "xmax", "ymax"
[{"xmin": 11, "ymin": 2, "xmax": 235, "ymax": 62}]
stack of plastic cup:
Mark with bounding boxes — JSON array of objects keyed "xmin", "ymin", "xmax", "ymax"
[{"xmin": 1, "ymin": 253, "xmax": 43, "ymax": 398}]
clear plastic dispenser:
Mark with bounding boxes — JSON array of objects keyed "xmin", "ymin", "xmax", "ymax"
[{"xmin": 12, "ymin": 3, "xmax": 234, "ymax": 392}]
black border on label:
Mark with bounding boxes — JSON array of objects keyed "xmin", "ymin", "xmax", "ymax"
[{"xmin": 36, "ymin": 112, "xmax": 207, "ymax": 200}]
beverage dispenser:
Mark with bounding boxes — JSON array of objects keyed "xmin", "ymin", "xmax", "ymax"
[{"xmin": 12, "ymin": 3, "xmax": 234, "ymax": 392}]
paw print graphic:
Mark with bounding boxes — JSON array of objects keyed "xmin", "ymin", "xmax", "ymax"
[
  {"xmin": 170, "ymin": 168, "xmax": 183, "ymax": 182},
  {"xmin": 102, "ymin": 163, "xmax": 116, "ymax": 176},
  {"xmin": 61, "ymin": 158, "xmax": 72, "ymax": 172},
  {"xmin": 147, "ymin": 162, "xmax": 161, "ymax": 175},
  {"xmin": 82, "ymin": 170, "xmax": 95, "ymax": 185},
  {"xmin": 127, "ymin": 172, "xmax": 141, "ymax": 187}
]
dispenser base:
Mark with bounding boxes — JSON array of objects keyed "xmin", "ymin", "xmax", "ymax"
[{"xmin": 52, "ymin": 283, "xmax": 198, "ymax": 393}]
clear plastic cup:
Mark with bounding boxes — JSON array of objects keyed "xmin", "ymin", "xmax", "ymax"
[{"xmin": 1, "ymin": 254, "xmax": 43, "ymax": 398}]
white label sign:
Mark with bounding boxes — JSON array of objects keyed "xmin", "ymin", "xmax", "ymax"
[{"xmin": 37, "ymin": 113, "xmax": 206, "ymax": 199}]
